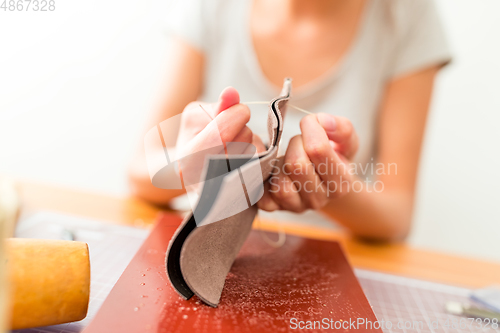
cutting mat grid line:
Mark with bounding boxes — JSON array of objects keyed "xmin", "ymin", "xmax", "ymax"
[
  {"xmin": 357, "ymin": 270, "xmax": 500, "ymax": 333},
  {"xmin": 12, "ymin": 212, "xmax": 500, "ymax": 333}
]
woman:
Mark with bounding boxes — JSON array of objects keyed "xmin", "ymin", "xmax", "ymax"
[{"xmin": 129, "ymin": 0, "xmax": 451, "ymax": 241}]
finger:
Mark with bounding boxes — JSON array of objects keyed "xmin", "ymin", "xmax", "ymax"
[
  {"xmin": 300, "ymin": 114, "xmax": 333, "ymax": 162},
  {"xmin": 232, "ymin": 126, "xmax": 253, "ymax": 143},
  {"xmin": 215, "ymin": 87, "xmax": 240, "ymax": 115},
  {"xmin": 214, "ymin": 103, "xmax": 251, "ymax": 143},
  {"xmin": 316, "ymin": 113, "xmax": 359, "ymax": 159},
  {"xmin": 300, "ymin": 114, "xmax": 347, "ymax": 181},
  {"xmin": 257, "ymin": 184, "xmax": 281, "ymax": 212},
  {"xmin": 226, "ymin": 126, "xmax": 256, "ymax": 155},
  {"xmin": 194, "ymin": 87, "xmax": 249, "ymax": 145},
  {"xmin": 188, "ymin": 103, "xmax": 250, "ymax": 151},
  {"xmin": 252, "ymin": 134, "xmax": 267, "ymax": 153},
  {"xmin": 284, "ymin": 135, "xmax": 329, "ymax": 210},
  {"xmin": 198, "ymin": 87, "xmax": 241, "ymax": 120},
  {"xmin": 268, "ymin": 160, "xmax": 305, "ymax": 213}
]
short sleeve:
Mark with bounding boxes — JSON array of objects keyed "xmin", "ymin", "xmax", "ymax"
[
  {"xmin": 388, "ymin": 0, "xmax": 452, "ymax": 79},
  {"xmin": 162, "ymin": 0, "xmax": 208, "ymax": 52}
]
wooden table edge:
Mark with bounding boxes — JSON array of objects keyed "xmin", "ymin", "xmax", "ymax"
[{"xmin": 16, "ymin": 179, "xmax": 500, "ymax": 289}]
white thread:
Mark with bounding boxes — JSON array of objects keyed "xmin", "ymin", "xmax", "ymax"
[
  {"xmin": 242, "ymin": 101, "xmax": 269, "ymax": 105},
  {"xmin": 242, "ymin": 101, "xmax": 313, "ymax": 115},
  {"xmin": 256, "ymin": 214, "xmax": 286, "ymax": 248},
  {"xmin": 289, "ymin": 104, "xmax": 313, "ymax": 115}
]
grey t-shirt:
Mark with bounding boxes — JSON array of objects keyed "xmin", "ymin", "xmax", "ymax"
[{"xmin": 165, "ymin": 0, "xmax": 452, "ymax": 226}]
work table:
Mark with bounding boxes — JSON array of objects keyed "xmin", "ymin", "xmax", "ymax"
[{"xmin": 18, "ymin": 180, "xmax": 500, "ymax": 288}]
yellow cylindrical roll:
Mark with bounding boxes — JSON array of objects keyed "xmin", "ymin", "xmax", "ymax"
[
  {"xmin": 6, "ymin": 238, "xmax": 90, "ymax": 330},
  {"xmin": 0, "ymin": 177, "xmax": 20, "ymax": 333}
]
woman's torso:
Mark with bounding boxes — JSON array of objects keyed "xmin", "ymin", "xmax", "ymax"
[{"xmin": 168, "ymin": 0, "xmax": 451, "ymax": 224}]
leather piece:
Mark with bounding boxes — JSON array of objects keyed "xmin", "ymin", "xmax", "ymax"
[
  {"xmin": 180, "ymin": 206, "xmax": 258, "ymax": 307},
  {"xmin": 166, "ymin": 79, "xmax": 291, "ymax": 307},
  {"xmin": 84, "ymin": 214, "xmax": 382, "ymax": 333}
]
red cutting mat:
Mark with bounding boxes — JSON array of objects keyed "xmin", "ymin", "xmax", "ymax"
[{"xmin": 84, "ymin": 213, "xmax": 381, "ymax": 333}]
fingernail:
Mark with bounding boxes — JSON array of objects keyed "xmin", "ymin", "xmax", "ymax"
[
  {"xmin": 317, "ymin": 113, "xmax": 337, "ymax": 133},
  {"xmin": 218, "ymin": 88, "xmax": 227, "ymax": 100},
  {"xmin": 217, "ymin": 87, "xmax": 239, "ymax": 113}
]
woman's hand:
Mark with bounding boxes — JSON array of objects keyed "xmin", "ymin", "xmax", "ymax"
[
  {"xmin": 258, "ymin": 113, "xmax": 359, "ymax": 213},
  {"xmin": 176, "ymin": 87, "xmax": 252, "ymax": 156},
  {"xmin": 175, "ymin": 87, "xmax": 265, "ymax": 187}
]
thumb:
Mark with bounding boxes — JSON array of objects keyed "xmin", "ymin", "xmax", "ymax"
[{"xmin": 214, "ymin": 87, "xmax": 240, "ymax": 115}]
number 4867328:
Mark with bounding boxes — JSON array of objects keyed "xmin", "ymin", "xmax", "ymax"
[{"xmin": 1, "ymin": 0, "xmax": 55, "ymax": 11}]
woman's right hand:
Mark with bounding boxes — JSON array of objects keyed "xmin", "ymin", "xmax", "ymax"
[{"xmin": 176, "ymin": 87, "xmax": 265, "ymax": 187}]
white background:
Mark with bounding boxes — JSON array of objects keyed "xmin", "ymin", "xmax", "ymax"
[{"xmin": 1, "ymin": 0, "xmax": 499, "ymax": 262}]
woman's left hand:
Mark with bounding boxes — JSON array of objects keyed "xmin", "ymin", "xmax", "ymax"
[{"xmin": 257, "ymin": 113, "xmax": 359, "ymax": 213}]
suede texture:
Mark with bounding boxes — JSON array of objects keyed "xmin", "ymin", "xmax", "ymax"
[{"xmin": 166, "ymin": 79, "xmax": 292, "ymax": 307}]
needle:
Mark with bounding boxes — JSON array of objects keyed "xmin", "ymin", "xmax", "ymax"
[{"xmin": 199, "ymin": 104, "xmax": 214, "ymax": 120}]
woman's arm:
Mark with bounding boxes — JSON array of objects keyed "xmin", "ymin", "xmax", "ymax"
[
  {"xmin": 258, "ymin": 65, "xmax": 439, "ymax": 242},
  {"xmin": 321, "ymin": 66, "xmax": 440, "ymax": 241},
  {"xmin": 128, "ymin": 38, "xmax": 204, "ymax": 205}
]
